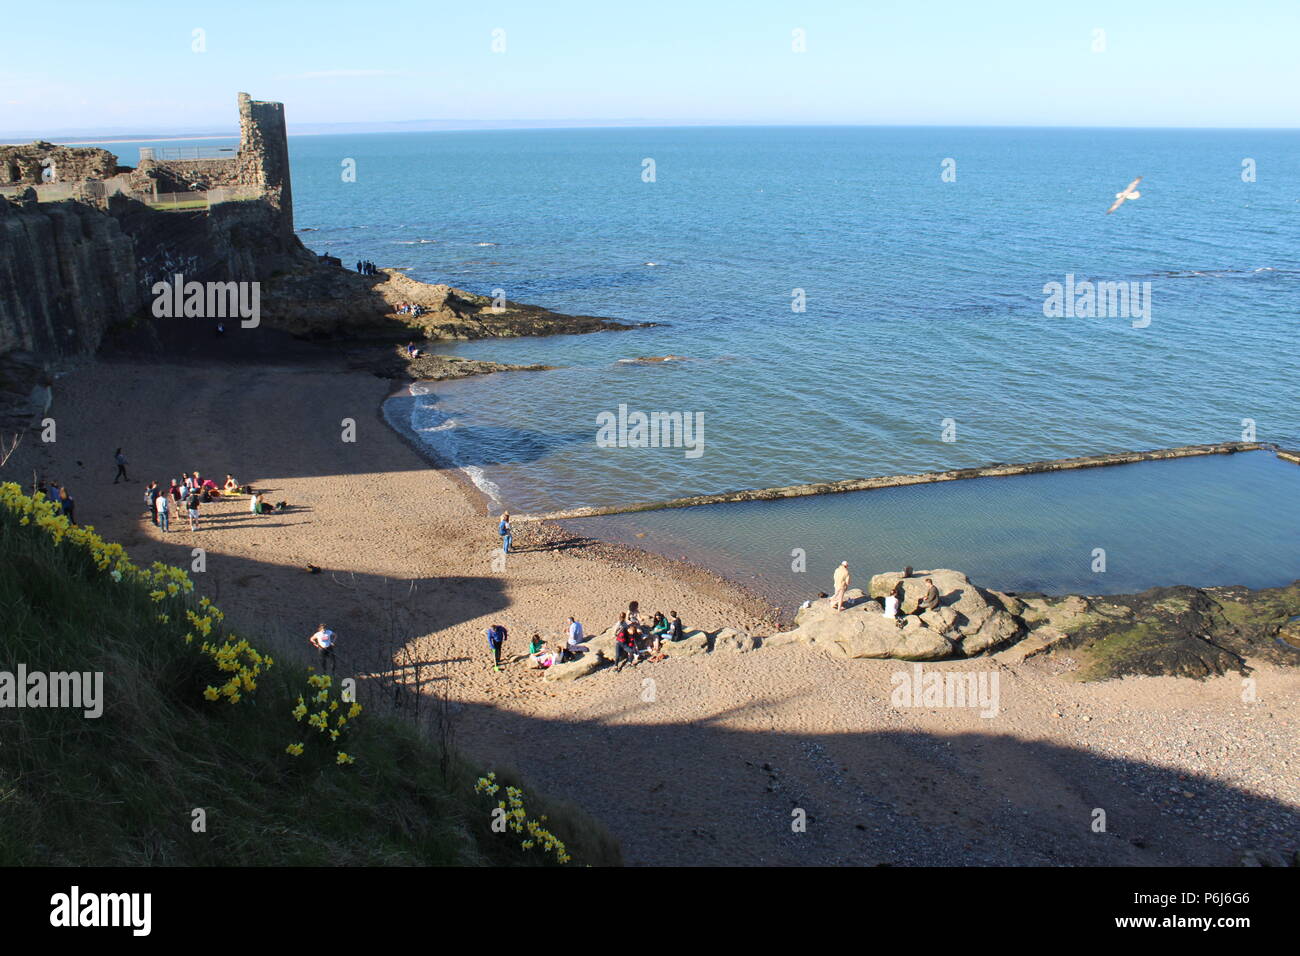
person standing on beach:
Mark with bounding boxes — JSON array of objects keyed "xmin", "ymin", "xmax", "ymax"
[
  {"xmin": 112, "ymin": 448, "xmax": 129, "ymax": 483},
  {"xmin": 833, "ymin": 561, "xmax": 851, "ymax": 611},
  {"xmin": 486, "ymin": 624, "xmax": 508, "ymax": 671},
  {"xmin": 145, "ymin": 481, "xmax": 161, "ymax": 525},
  {"xmin": 186, "ymin": 487, "xmax": 201, "ymax": 531},
  {"xmin": 155, "ymin": 490, "xmax": 170, "ymax": 532},
  {"xmin": 310, "ymin": 624, "xmax": 337, "ymax": 673},
  {"xmin": 498, "ymin": 513, "xmax": 512, "ymax": 554}
]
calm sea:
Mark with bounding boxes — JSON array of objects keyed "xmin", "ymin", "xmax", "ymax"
[{"xmin": 116, "ymin": 126, "xmax": 1300, "ymax": 601}]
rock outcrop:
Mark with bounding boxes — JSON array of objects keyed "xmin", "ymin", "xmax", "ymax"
[
  {"xmin": 537, "ymin": 570, "xmax": 1300, "ymax": 683},
  {"xmin": 772, "ymin": 569, "xmax": 1023, "ymax": 660},
  {"xmin": 1018, "ymin": 580, "xmax": 1300, "ymax": 680},
  {"xmin": 0, "ymin": 196, "xmax": 141, "ymax": 358}
]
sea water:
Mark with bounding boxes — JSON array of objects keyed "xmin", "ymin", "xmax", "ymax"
[{"xmin": 125, "ymin": 126, "xmax": 1300, "ymax": 597}]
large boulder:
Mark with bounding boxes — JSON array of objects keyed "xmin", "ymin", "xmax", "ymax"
[
  {"xmin": 784, "ymin": 596, "xmax": 954, "ymax": 660},
  {"xmin": 661, "ymin": 630, "xmax": 710, "ymax": 657},
  {"xmin": 543, "ymin": 626, "xmax": 617, "ymax": 682},
  {"xmin": 869, "ymin": 569, "xmax": 1022, "ymax": 655},
  {"xmin": 711, "ymin": 627, "xmax": 758, "ymax": 653}
]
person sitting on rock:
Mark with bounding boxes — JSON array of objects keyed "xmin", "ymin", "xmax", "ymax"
[
  {"xmin": 915, "ymin": 578, "xmax": 941, "ymax": 614},
  {"xmin": 668, "ymin": 610, "xmax": 686, "ymax": 641},
  {"xmin": 647, "ymin": 612, "xmax": 670, "ymax": 662},
  {"xmin": 613, "ymin": 614, "xmax": 638, "ymax": 673},
  {"xmin": 528, "ymin": 634, "xmax": 553, "ymax": 669},
  {"xmin": 562, "ymin": 616, "xmax": 587, "ymax": 661},
  {"xmin": 883, "ymin": 580, "xmax": 903, "ymax": 622}
]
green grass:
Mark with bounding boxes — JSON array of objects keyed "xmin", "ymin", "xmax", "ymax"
[{"xmin": 0, "ymin": 490, "xmax": 620, "ymax": 866}]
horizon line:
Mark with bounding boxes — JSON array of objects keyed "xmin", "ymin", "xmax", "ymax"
[{"xmin": 9, "ymin": 118, "xmax": 1300, "ymax": 146}]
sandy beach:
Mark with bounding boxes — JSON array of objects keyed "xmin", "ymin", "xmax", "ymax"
[{"xmin": 11, "ymin": 355, "xmax": 1298, "ymax": 866}]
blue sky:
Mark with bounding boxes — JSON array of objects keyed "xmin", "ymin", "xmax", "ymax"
[{"xmin": 2, "ymin": 0, "xmax": 1298, "ymax": 135}]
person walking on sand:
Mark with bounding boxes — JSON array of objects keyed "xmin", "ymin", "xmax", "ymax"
[
  {"xmin": 155, "ymin": 491, "xmax": 171, "ymax": 533},
  {"xmin": 112, "ymin": 448, "xmax": 129, "ymax": 483},
  {"xmin": 833, "ymin": 560, "xmax": 851, "ymax": 611},
  {"xmin": 486, "ymin": 623, "xmax": 508, "ymax": 671},
  {"xmin": 498, "ymin": 513, "xmax": 512, "ymax": 554},
  {"xmin": 309, "ymin": 624, "xmax": 337, "ymax": 673}
]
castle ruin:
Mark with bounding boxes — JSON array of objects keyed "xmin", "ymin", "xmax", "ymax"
[{"xmin": 0, "ymin": 92, "xmax": 293, "ymax": 228}]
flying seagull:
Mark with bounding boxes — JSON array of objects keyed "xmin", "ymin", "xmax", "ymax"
[{"xmin": 1107, "ymin": 177, "xmax": 1142, "ymax": 214}]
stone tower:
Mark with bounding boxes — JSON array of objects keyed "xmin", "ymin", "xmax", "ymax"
[{"xmin": 236, "ymin": 92, "xmax": 293, "ymax": 231}]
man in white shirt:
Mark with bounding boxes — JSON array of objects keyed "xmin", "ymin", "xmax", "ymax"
[
  {"xmin": 563, "ymin": 617, "xmax": 586, "ymax": 661},
  {"xmin": 309, "ymin": 624, "xmax": 337, "ymax": 672}
]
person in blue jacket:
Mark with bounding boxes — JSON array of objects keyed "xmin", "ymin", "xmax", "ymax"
[{"xmin": 486, "ymin": 623, "xmax": 508, "ymax": 672}]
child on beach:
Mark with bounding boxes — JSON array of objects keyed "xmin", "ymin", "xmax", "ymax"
[
  {"xmin": 498, "ymin": 513, "xmax": 512, "ymax": 554},
  {"xmin": 486, "ymin": 624, "xmax": 508, "ymax": 671},
  {"xmin": 112, "ymin": 448, "xmax": 129, "ymax": 483}
]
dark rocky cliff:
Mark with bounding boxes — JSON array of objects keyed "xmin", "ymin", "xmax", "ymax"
[{"xmin": 0, "ymin": 195, "xmax": 140, "ymax": 357}]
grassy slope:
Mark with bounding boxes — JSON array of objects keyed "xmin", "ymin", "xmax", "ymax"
[{"xmin": 0, "ymin": 488, "xmax": 620, "ymax": 866}]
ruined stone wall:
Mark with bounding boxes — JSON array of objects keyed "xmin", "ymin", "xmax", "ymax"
[
  {"xmin": 0, "ymin": 143, "xmax": 121, "ymax": 185},
  {"xmin": 123, "ymin": 93, "xmax": 294, "ymax": 226},
  {"xmin": 236, "ymin": 93, "xmax": 293, "ymax": 229},
  {"xmin": 127, "ymin": 159, "xmax": 240, "ymax": 194}
]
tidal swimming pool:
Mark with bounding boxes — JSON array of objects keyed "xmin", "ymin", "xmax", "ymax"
[{"xmin": 563, "ymin": 450, "xmax": 1300, "ymax": 613}]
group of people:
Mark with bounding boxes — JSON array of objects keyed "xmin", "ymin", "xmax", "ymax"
[
  {"xmin": 611, "ymin": 602, "xmax": 686, "ymax": 672},
  {"xmin": 397, "ymin": 303, "xmax": 426, "ymax": 317},
  {"xmin": 831, "ymin": 561, "xmax": 941, "ymax": 626},
  {"xmin": 356, "ymin": 260, "xmax": 379, "ymax": 275},
  {"xmin": 483, "ymin": 603, "xmax": 688, "ymax": 674},
  {"xmin": 33, "ymin": 477, "xmax": 76, "ymax": 524},
  {"xmin": 144, "ymin": 473, "xmax": 243, "ymax": 532}
]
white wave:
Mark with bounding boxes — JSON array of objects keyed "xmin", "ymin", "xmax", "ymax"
[
  {"xmin": 460, "ymin": 465, "xmax": 503, "ymax": 507},
  {"xmin": 475, "ymin": 242, "xmax": 497, "ymax": 246}
]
